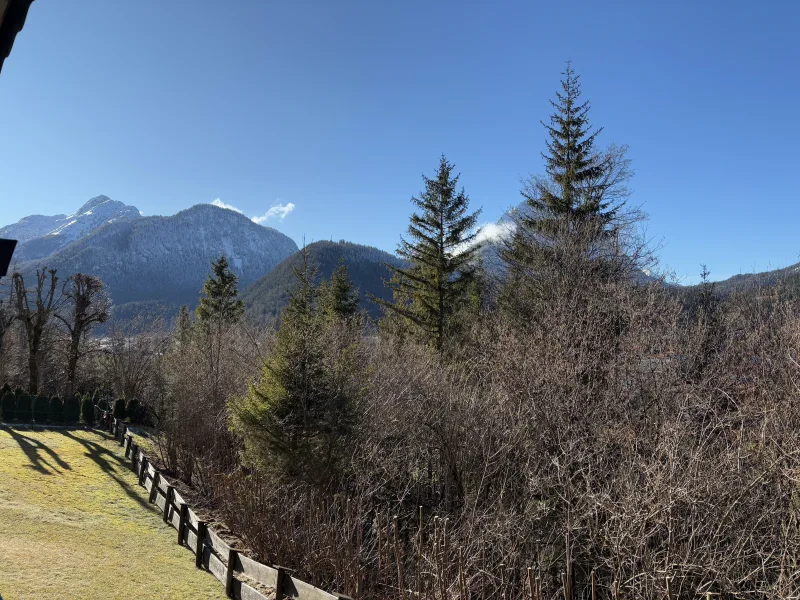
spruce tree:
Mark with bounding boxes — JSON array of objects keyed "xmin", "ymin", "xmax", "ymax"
[
  {"xmin": 175, "ymin": 304, "xmax": 192, "ymax": 345},
  {"xmin": 375, "ymin": 155, "xmax": 481, "ymax": 351},
  {"xmin": 501, "ymin": 62, "xmax": 632, "ymax": 323},
  {"xmin": 231, "ymin": 248, "xmax": 355, "ymax": 483},
  {"xmin": 318, "ymin": 257, "xmax": 359, "ymax": 321},
  {"xmin": 196, "ymin": 255, "xmax": 245, "ymax": 324},
  {"xmin": 529, "ymin": 61, "xmax": 614, "ymax": 226}
]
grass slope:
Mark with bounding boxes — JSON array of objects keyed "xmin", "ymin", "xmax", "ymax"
[{"xmin": 0, "ymin": 426, "xmax": 227, "ymax": 600}]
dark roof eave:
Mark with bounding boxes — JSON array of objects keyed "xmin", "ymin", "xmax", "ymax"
[{"xmin": 0, "ymin": 0, "xmax": 35, "ymax": 75}]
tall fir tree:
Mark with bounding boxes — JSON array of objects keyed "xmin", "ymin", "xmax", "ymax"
[
  {"xmin": 196, "ymin": 255, "xmax": 245, "ymax": 324},
  {"xmin": 231, "ymin": 247, "xmax": 355, "ymax": 483},
  {"xmin": 529, "ymin": 61, "xmax": 614, "ymax": 225},
  {"xmin": 375, "ymin": 155, "xmax": 481, "ymax": 352},
  {"xmin": 175, "ymin": 304, "xmax": 192, "ymax": 345},
  {"xmin": 502, "ymin": 61, "xmax": 631, "ymax": 301},
  {"xmin": 318, "ymin": 257, "xmax": 359, "ymax": 321}
]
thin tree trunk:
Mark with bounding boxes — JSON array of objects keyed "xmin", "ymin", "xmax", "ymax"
[{"xmin": 28, "ymin": 345, "xmax": 39, "ymax": 395}]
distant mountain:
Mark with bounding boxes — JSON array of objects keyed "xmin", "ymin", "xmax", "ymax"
[
  {"xmin": 12, "ymin": 204, "xmax": 298, "ymax": 321},
  {"xmin": 242, "ymin": 240, "xmax": 404, "ymax": 322},
  {"xmin": 1, "ymin": 195, "xmax": 142, "ymax": 262},
  {"xmin": 698, "ymin": 262, "xmax": 800, "ymax": 295}
]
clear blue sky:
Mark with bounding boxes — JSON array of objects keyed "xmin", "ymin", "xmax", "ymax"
[{"xmin": 1, "ymin": 0, "xmax": 798, "ymax": 283}]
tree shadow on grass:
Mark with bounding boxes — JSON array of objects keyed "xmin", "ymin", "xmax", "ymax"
[
  {"xmin": 6, "ymin": 427, "xmax": 72, "ymax": 475},
  {"xmin": 61, "ymin": 429, "xmax": 155, "ymax": 513}
]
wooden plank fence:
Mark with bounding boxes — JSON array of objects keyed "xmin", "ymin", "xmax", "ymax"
[{"xmin": 94, "ymin": 407, "xmax": 352, "ymax": 600}]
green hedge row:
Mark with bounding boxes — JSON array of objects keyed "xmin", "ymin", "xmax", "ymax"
[
  {"xmin": 0, "ymin": 384, "xmax": 145, "ymax": 425},
  {"xmin": 0, "ymin": 384, "xmax": 146, "ymax": 425},
  {"xmin": 1, "ymin": 392, "xmax": 91, "ymax": 424}
]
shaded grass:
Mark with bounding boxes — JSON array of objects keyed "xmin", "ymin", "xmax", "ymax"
[{"xmin": 0, "ymin": 426, "xmax": 228, "ymax": 600}]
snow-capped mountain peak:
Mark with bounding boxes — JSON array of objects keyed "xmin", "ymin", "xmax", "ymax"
[{"xmin": 0, "ymin": 195, "xmax": 142, "ymax": 262}]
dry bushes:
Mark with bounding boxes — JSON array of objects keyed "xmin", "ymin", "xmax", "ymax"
[{"xmin": 150, "ymin": 274, "xmax": 800, "ymax": 599}]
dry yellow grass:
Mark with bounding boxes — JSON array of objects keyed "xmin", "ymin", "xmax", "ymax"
[{"xmin": 0, "ymin": 426, "xmax": 228, "ymax": 600}]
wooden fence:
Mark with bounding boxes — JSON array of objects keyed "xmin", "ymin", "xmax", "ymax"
[{"xmin": 94, "ymin": 408, "xmax": 351, "ymax": 600}]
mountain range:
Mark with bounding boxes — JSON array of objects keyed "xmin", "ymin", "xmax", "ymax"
[
  {"xmin": 3, "ymin": 195, "xmax": 795, "ymax": 326},
  {"xmin": 3, "ymin": 198, "xmax": 299, "ymax": 322},
  {"xmin": 0, "ymin": 195, "xmax": 141, "ymax": 262}
]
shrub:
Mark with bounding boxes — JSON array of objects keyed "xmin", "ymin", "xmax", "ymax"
[
  {"xmin": 113, "ymin": 398, "xmax": 126, "ymax": 420},
  {"xmin": 50, "ymin": 396, "xmax": 63, "ymax": 422},
  {"xmin": 13, "ymin": 387, "xmax": 24, "ymax": 397},
  {"xmin": 16, "ymin": 394, "xmax": 32, "ymax": 422},
  {"xmin": 1, "ymin": 392, "xmax": 15, "ymax": 421},
  {"xmin": 97, "ymin": 398, "xmax": 108, "ymax": 412},
  {"xmin": 1, "ymin": 383, "xmax": 11, "ymax": 395},
  {"xmin": 63, "ymin": 396, "xmax": 81, "ymax": 423},
  {"xmin": 34, "ymin": 396, "xmax": 50, "ymax": 423},
  {"xmin": 126, "ymin": 398, "xmax": 141, "ymax": 423},
  {"xmin": 81, "ymin": 395, "xmax": 94, "ymax": 425}
]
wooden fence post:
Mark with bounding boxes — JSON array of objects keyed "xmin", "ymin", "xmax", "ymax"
[
  {"xmin": 139, "ymin": 456, "xmax": 148, "ymax": 486},
  {"xmin": 164, "ymin": 486, "xmax": 174, "ymax": 523},
  {"xmin": 130, "ymin": 443, "xmax": 139, "ymax": 472},
  {"xmin": 276, "ymin": 565, "xmax": 287, "ymax": 599},
  {"xmin": 177, "ymin": 504, "xmax": 188, "ymax": 546},
  {"xmin": 196, "ymin": 522, "xmax": 207, "ymax": 569},
  {"xmin": 149, "ymin": 471, "xmax": 161, "ymax": 504},
  {"xmin": 225, "ymin": 547, "xmax": 238, "ymax": 597}
]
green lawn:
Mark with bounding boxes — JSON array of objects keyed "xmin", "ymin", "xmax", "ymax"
[{"xmin": 0, "ymin": 426, "xmax": 227, "ymax": 600}]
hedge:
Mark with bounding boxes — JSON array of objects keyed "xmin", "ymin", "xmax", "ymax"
[
  {"xmin": 63, "ymin": 396, "xmax": 81, "ymax": 423},
  {"xmin": 16, "ymin": 394, "xmax": 32, "ymax": 422},
  {"xmin": 34, "ymin": 395, "xmax": 50, "ymax": 423},
  {"xmin": 81, "ymin": 395, "xmax": 94, "ymax": 424},
  {"xmin": 50, "ymin": 396, "xmax": 63, "ymax": 422},
  {"xmin": 1, "ymin": 392, "xmax": 15, "ymax": 421},
  {"xmin": 113, "ymin": 398, "xmax": 126, "ymax": 420},
  {"xmin": 126, "ymin": 398, "xmax": 142, "ymax": 424}
]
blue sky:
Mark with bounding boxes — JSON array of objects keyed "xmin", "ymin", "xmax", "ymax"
[{"xmin": 0, "ymin": 0, "xmax": 798, "ymax": 284}]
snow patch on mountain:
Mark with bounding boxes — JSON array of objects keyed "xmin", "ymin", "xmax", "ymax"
[{"xmin": 1, "ymin": 195, "xmax": 142, "ymax": 263}]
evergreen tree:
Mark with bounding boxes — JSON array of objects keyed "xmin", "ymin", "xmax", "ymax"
[
  {"xmin": 49, "ymin": 396, "xmax": 63, "ymax": 422},
  {"xmin": 318, "ymin": 257, "xmax": 359, "ymax": 321},
  {"xmin": 63, "ymin": 395, "xmax": 81, "ymax": 423},
  {"xmin": 528, "ymin": 61, "xmax": 616, "ymax": 225},
  {"xmin": 375, "ymin": 155, "xmax": 481, "ymax": 351},
  {"xmin": 1, "ymin": 391, "xmax": 16, "ymax": 421},
  {"xmin": 17, "ymin": 394, "xmax": 32, "ymax": 422},
  {"xmin": 175, "ymin": 304, "xmax": 192, "ymax": 345},
  {"xmin": 34, "ymin": 395, "xmax": 50, "ymax": 422},
  {"xmin": 196, "ymin": 255, "xmax": 245, "ymax": 324},
  {"xmin": 501, "ymin": 62, "xmax": 633, "ymax": 324},
  {"xmin": 81, "ymin": 394, "xmax": 94, "ymax": 424},
  {"xmin": 231, "ymin": 248, "xmax": 355, "ymax": 484},
  {"xmin": 113, "ymin": 397, "xmax": 127, "ymax": 420}
]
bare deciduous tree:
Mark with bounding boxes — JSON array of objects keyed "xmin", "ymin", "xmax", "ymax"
[
  {"xmin": 55, "ymin": 273, "xmax": 111, "ymax": 397},
  {"xmin": 12, "ymin": 269, "xmax": 63, "ymax": 394}
]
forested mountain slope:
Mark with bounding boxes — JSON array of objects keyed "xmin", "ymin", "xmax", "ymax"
[{"xmin": 242, "ymin": 240, "xmax": 404, "ymax": 321}]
